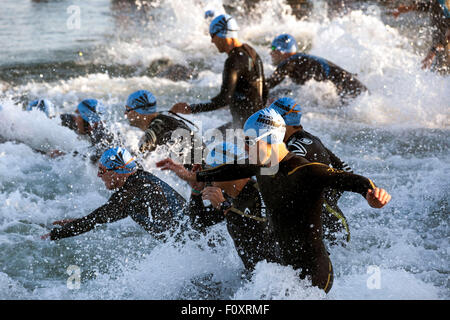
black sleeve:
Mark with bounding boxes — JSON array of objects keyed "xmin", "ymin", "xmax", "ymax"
[
  {"xmin": 50, "ymin": 190, "xmax": 132, "ymax": 240},
  {"xmin": 196, "ymin": 164, "xmax": 260, "ymax": 182},
  {"xmin": 190, "ymin": 56, "xmax": 240, "ymax": 113},
  {"xmin": 127, "ymin": 183, "xmax": 179, "ymax": 236},
  {"xmin": 325, "ymin": 147, "xmax": 353, "ymax": 173},
  {"xmin": 187, "ymin": 195, "xmax": 225, "ymax": 232},
  {"xmin": 292, "ymin": 163, "xmax": 376, "ymax": 198}
]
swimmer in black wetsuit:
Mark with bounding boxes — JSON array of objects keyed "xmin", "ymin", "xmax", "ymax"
[
  {"xmin": 41, "ymin": 147, "xmax": 185, "ymax": 241},
  {"xmin": 58, "ymin": 99, "xmax": 117, "ymax": 162},
  {"xmin": 185, "ymin": 142, "xmax": 278, "ymax": 271},
  {"xmin": 170, "ymin": 14, "xmax": 267, "ymax": 130},
  {"xmin": 124, "ymin": 90, "xmax": 203, "ymax": 165},
  {"xmin": 157, "ymin": 109, "xmax": 391, "ymax": 293},
  {"xmin": 394, "ymin": 0, "xmax": 449, "ymax": 72},
  {"xmin": 267, "ymin": 97, "xmax": 352, "ymax": 245},
  {"xmin": 266, "ymin": 34, "xmax": 368, "ymax": 100}
]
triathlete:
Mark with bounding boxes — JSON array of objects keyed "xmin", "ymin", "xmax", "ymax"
[
  {"xmin": 170, "ymin": 14, "xmax": 267, "ymax": 130},
  {"xmin": 394, "ymin": 0, "xmax": 449, "ymax": 72},
  {"xmin": 156, "ymin": 108, "xmax": 391, "ymax": 293},
  {"xmin": 267, "ymin": 97, "xmax": 352, "ymax": 244},
  {"xmin": 124, "ymin": 90, "xmax": 203, "ymax": 165},
  {"xmin": 58, "ymin": 98, "xmax": 117, "ymax": 162},
  {"xmin": 41, "ymin": 147, "xmax": 186, "ymax": 241},
  {"xmin": 266, "ymin": 34, "xmax": 368, "ymax": 100},
  {"xmin": 186, "ymin": 142, "xmax": 279, "ymax": 271}
]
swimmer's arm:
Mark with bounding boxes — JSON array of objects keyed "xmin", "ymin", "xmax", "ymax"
[
  {"xmin": 265, "ymin": 63, "xmax": 288, "ymax": 90},
  {"xmin": 304, "ymin": 164, "xmax": 374, "ymax": 196},
  {"xmin": 128, "ymin": 186, "xmax": 178, "ymax": 235},
  {"xmin": 325, "ymin": 147, "xmax": 353, "ymax": 173},
  {"xmin": 295, "ymin": 163, "xmax": 387, "ymax": 202},
  {"xmin": 187, "ymin": 194, "xmax": 225, "ymax": 232},
  {"xmin": 196, "ymin": 164, "xmax": 259, "ymax": 182},
  {"xmin": 156, "ymin": 158, "xmax": 259, "ymax": 183},
  {"xmin": 191, "ymin": 58, "xmax": 239, "ymax": 113},
  {"xmin": 49, "ymin": 192, "xmax": 131, "ymax": 240},
  {"xmin": 306, "ymin": 165, "xmax": 391, "ymax": 208}
]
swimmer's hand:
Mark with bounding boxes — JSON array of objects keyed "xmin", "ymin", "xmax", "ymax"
[
  {"xmin": 170, "ymin": 102, "xmax": 192, "ymax": 114},
  {"xmin": 156, "ymin": 158, "xmax": 196, "ymax": 183},
  {"xmin": 52, "ymin": 219, "xmax": 76, "ymax": 226},
  {"xmin": 202, "ymin": 186, "xmax": 225, "ymax": 209},
  {"xmin": 366, "ymin": 188, "xmax": 391, "ymax": 208}
]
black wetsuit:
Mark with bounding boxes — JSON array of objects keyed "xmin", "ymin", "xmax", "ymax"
[
  {"xmin": 190, "ymin": 44, "xmax": 267, "ymax": 129},
  {"xmin": 286, "ymin": 128, "xmax": 353, "ymax": 244},
  {"xmin": 196, "ymin": 153, "xmax": 377, "ymax": 293},
  {"xmin": 416, "ymin": 0, "xmax": 450, "ymax": 72},
  {"xmin": 138, "ymin": 113, "xmax": 204, "ymax": 165},
  {"xmin": 265, "ymin": 53, "xmax": 368, "ymax": 99},
  {"xmin": 49, "ymin": 169, "xmax": 186, "ymax": 240},
  {"xmin": 60, "ymin": 114, "xmax": 117, "ymax": 163},
  {"xmin": 188, "ymin": 179, "xmax": 278, "ymax": 270}
]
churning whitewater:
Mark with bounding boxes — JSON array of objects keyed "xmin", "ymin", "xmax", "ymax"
[{"xmin": 0, "ymin": 0, "xmax": 448, "ymax": 300}]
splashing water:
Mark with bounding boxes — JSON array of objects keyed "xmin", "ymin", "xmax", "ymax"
[{"xmin": 0, "ymin": 0, "xmax": 448, "ymax": 300}]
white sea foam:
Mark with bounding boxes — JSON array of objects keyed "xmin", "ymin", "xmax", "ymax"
[{"xmin": 0, "ymin": 0, "xmax": 448, "ymax": 300}]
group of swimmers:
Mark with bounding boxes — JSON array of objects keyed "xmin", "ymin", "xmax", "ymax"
[{"xmin": 0, "ymin": 9, "xmax": 402, "ymax": 294}]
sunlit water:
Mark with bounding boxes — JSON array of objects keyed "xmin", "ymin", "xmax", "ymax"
[{"xmin": 0, "ymin": 0, "xmax": 448, "ymax": 300}]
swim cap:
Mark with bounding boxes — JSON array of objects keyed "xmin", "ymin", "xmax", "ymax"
[
  {"xmin": 271, "ymin": 34, "xmax": 298, "ymax": 53},
  {"xmin": 26, "ymin": 99, "xmax": 54, "ymax": 117},
  {"xmin": 267, "ymin": 97, "xmax": 302, "ymax": 126},
  {"xmin": 209, "ymin": 14, "xmax": 239, "ymax": 39},
  {"xmin": 205, "ymin": 142, "xmax": 246, "ymax": 167},
  {"xmin": 126, "ymin": 90, "xmax": 157, "ymax": 115},
  {"xmin": 204, "ymin": 10, "xmax": 215, "ymax": 19},
  {"xmin": 77, "ymin": 99, "xmax": 105, "ymax": 123},
  {"xmin": 244, "ymin": 108, "xmax": 286, "ymax": 145},
  {"xmin": 100, "ymin": 147, "xmax": 137, "ymax": 174}
]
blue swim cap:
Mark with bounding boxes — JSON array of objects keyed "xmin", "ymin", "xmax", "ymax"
[
  {"xmin": 271, "ymin": 34, "xmax": 298, "ymax": 53},
  {"xmin": 244, "ymin": 108, "xmax": 286, "ymax": 145},
  {"xmin": 205, "ymin": 142, "xmax": 246, "ymax": 167},
  {"xmin": 204, "ymin": 10, "xmax": 215, "ymax": 19},
  {"xmin": 209, "ymin": 14, "xmax": 239, "ymax": 39},
  {"xmin": 100, "ymin": 147, "xmax": 137, "ymax": 174},
  {"xmin": 126, "ymin": 90, "xmax": 157, "ymax": 115},
  {"xmin": 77, "ymin": 99, "xmax": 105, "ymax": 123},
  {"xmin": 26, "ymin": 99, "xmax": 54, "ymax": 117},
  {"xmin": 267, "ymin": 97, "xmax": 302, "ymax": 126}
]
